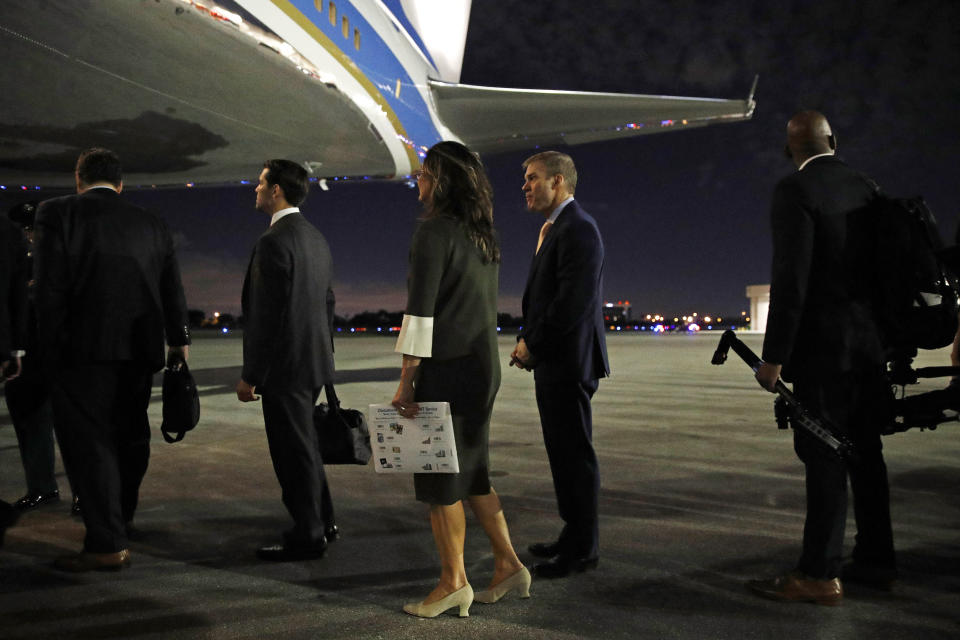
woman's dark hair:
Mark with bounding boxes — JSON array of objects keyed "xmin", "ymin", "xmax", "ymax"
[{"xmin": 421, "ymin": 141, "xmax": 500, "ymax": 264}]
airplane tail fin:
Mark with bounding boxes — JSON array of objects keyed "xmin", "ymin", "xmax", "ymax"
[{"xmin": 392, "ymin": 0, "xmax": 472, "ymax": 82}]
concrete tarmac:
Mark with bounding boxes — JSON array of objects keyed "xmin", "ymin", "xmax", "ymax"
[{"xmin": 1, "ymin": 333, "xmax": 958, "ymax": 639}]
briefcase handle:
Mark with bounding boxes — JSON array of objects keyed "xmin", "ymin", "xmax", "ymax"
[{"xmin": 323, "ymin": 383, "xmax": 341, "ymax": 413}]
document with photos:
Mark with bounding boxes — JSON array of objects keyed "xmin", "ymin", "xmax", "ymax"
[{"xmin": 368, "ymin": 403, "xmax": 459, "ymax": 474}]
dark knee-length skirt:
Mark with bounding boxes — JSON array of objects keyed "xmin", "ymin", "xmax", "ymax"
[{"xmin": 413, "ymin": 354, "xmax": 499, "ymax": 505}]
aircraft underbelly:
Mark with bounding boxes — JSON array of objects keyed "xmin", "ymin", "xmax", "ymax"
[{"xmin": 0, "ymin": 0, "xmax": 394, "ymax": 187}]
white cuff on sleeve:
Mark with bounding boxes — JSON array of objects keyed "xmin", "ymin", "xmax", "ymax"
[{"xmin": 395, "ymin": 314, "xmax": 433, "ymax": 357}]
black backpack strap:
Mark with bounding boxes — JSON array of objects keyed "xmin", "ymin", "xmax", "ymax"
[{"xmin": 162, "ymin": 429, "xmax": 185, "ymax": 444}]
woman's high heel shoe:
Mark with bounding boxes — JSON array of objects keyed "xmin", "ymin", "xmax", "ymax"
[
  {"xmin": 474, "ymin": 566, "xmax": 532, "ymax": 604},
  {"xmin": 403, "ymin": 584, "xmax": 473, "ymax": 618}
]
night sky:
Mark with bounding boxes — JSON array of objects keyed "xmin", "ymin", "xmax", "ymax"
[{"xmin": 5, "ymin": 0, "xmax": 960, "ymax": 320}]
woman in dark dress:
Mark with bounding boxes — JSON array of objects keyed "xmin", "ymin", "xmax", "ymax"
[{"xmin": 392, "ymin": 141, "xmax": 530, "ymax": 618}]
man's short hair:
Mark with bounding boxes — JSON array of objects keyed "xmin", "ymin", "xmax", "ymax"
[
  {"xmin": 522, "ymin": 151, "xmax": 577, "ymax": 195},
  {"xmin": 76, "ymin": 148, "xmax": 122, "ymax": 187},
  {"xmin": 263, "ymin": 159, "xmax": 310, "ymax": 206}
]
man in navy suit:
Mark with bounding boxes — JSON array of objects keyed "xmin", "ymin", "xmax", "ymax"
[
  {"xmin": 749, "ymin": 112, "xmax": 896, "ymax": 605},
  {"xmin": 1, "ymin": 213, "xmax": 29, "ymax": 546},
  {"xmin": 237, "ymin": 159, "xmax": 338, "ymax": 561},
  {"xmin": 34, "ymin": 148, "xmax": 190, "ymax": 571},
  {"xmin": 511, "ymin": 151, "xmax": 609, "ymax": 578}
]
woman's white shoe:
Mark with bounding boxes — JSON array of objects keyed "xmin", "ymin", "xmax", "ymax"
[
  {"xmin": 403, "ymin": 584, "xmax": 474, "ymax": 618},
  {"xmin": 474, "ymin": 567, "xmax": 532, "ymax": 604}
]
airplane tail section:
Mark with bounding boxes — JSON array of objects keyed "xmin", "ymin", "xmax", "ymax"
[
  {"xmin": 385, "ymin": 0, "xmax": 472, "ymax": 82},
  {"xmin": 431, "ymin": 76, "xmax": 758, "ymax": 153}
]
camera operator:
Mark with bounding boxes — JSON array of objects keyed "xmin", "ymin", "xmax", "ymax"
[{"xmin": 750, "ymin": 111, "xmax": 897, "ymax": 605}]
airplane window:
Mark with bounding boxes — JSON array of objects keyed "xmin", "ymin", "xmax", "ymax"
[
  {"xmin": 354, "ymin": 27, "xmax": 361, "ymax": 50},
  {"xmin": 328, "ymin": 2, "xmax": 335, "ymax": 26},
  {"xmin": 314, "ymin": 0, "xmax": 322, "ymax": 12},
  {"xmin": 342, "ymin": 15, "xmax": 349, "ymax": 38}
]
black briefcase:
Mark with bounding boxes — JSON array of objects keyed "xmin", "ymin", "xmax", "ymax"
[
  {"xmin": 314, "ymin": 384, "xmax": 371, "ymax": 465},
  {"xmin": 160, "ymin": 357, "xmax": 200, "ymax": 443}
]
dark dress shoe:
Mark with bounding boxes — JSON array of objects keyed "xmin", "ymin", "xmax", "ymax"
[
  {"xmin": 533, "ymin": 554, "xmax": 599, "ymax": 579},
  {"xmin": 746, "ymin": 571, "xmax": 842, "ymax": 606},
  {"xmin": 324, "ymin": 524, "xmax": 340, "ymax": 542},
  {"xmin": 257, "ymin": 539, "xmax": 327, "ymax": 562},
  {"xmin": 841, "ymin": 562, "xmax": 897, "ymax": 591},
  {"xmin": 528, "ymin": 540, "xmax": 562, "ymax": 558},
  {"xmin": 54, "ymin": 549, "xmax": 131, "ymax": 572},
  {"xmin": 71, "ymin": 495, "xmax": 82, "ymax": 516},
  {"xmin": 0, "ymin": 500, "xmax": 19, "ymax": 547},
  {"xmin": 13, "ymin": 489, "xmax": 60, "ymax": 511},
  {"xmin": 125, "ymin": 523, "xmax": 146, "ymax": 542}
]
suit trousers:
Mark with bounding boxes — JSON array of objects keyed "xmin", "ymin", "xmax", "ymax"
[
  {"xmin": 535, "ymin": 377, "xmax": 600, "ymax": 558},
  {"xmin": 6, "ymin": 370, "xmax": 59, "ymax": 496},
  {"xmin": 792, "ymin": 371, "xmax": 896, "ymax": 579},
  {"xmin": 50, "ymin": 362, "xmax": 153, "ymax": 552},
  {"xmin": 261, "ymin": 387, "xmax": 334, "ymax": 548}
]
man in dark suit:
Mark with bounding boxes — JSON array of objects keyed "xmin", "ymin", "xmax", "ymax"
[
  {"xmin": 237, "ymin": 159, "xmax": 338, "ymax": 561},
  {"xmin": 510, "ymin": 150, "xmax": 609, "ymax": 579},
  {"xmin": 749, "ymin": 111, "xmax": 896, "ymax": 605},
  {"xmin": 1, "ymin": 213, "xmax": 29, "ymax": 546},
  {"xmin": 6, "ymin": 201, "xmax": 75, "ymax": 516},
  {"xmin": 1, "ymin": 213, "xmax": 28, "ymax": 382},
  {"xmin": 34, "ymin": 148, "xmax": 190, "ymax": 571}
]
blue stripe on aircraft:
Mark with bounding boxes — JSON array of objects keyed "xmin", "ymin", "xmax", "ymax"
[{"xmin": 285, "ymin": 0, "xmax": 441, "ymax": 163}]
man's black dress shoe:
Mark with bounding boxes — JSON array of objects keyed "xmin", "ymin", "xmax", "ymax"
[
  {"xmin": 324, "ymin": 524, "xmax": 340, "ymax": 542},
  {"xmin": 841, "ymin": 562, "xmax": 897, "ymax": 591},
  {"xmin": 125, "ymin": 522, "xmax": 146, "ymax": 542},
  {"xmin": 0, "ymin": 500, "xmax": 19, "ymax": 547},
  {"xmin": 257, "ymin": 538, "xmax": 328, "ymax": 562},
  {"xmin": 13, "ymin": 489, "xmax": 60, "ymax": 511},
  {"xmin": 528, "ymin": 540, "xmax": 562, "ymax": 558},
  {"xmin": 533, "ymin": 555, "xmax": 598, "ymax": 579}
]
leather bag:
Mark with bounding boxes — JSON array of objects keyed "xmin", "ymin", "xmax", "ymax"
[
  {"xmin": 315, "ymin": 384, "xmax": 371, "ymax": 465},
  {"xmin": 161, "ymin": 356, "xmax": 200, "ymax": 443}
]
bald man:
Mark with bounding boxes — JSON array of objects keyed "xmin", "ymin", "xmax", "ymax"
[{"xmin": 749, "ymin": 111, "xmax": 896, "ymax": 604}]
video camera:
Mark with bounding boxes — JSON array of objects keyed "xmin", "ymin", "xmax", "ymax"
[{"xmin": 711, "ymin": 331, "xmax": 960, "ymax": 459}]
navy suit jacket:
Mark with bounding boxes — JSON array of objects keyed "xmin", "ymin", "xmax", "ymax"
[
  {"xmin": 241, "ymin": 212, "xmax": 335, "ymax": 391},
  {"xmin": 761, "ymin": 155, "xmax": 884, "ymax": 381},
  {"xmin": 520, "ymin": 200, "xmax": 609, "ymax": 384},
  {"xmin": 34, "ymin": 189, "xmax": 190, "ymax": 371}
]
